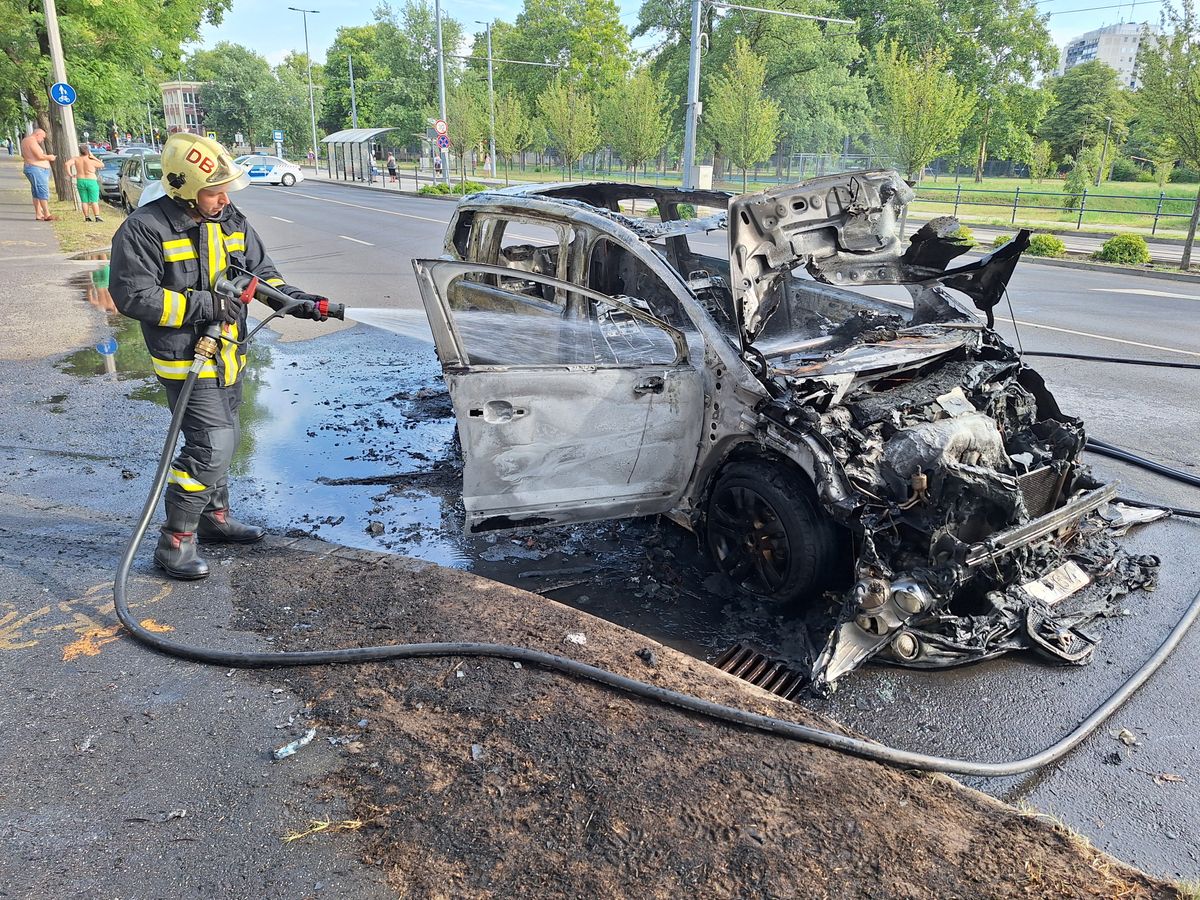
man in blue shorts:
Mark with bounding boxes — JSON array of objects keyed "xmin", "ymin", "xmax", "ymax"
[{"xmin": 20, "ymin": 128, "xmax": 56, "ymax": 221}]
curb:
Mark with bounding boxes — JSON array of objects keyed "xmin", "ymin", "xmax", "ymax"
[
  {"xmin": 1019, "ymin": 255, "xmax": 1200, "ymax": 284},
  {"xmin": 303, "ymin": 177, "xmax": 469, "ymax": 203}
]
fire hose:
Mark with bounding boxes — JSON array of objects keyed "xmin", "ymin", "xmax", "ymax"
[{"xmin": 113, "ymin": 317, "xmax": 1200, "ymax": 778}]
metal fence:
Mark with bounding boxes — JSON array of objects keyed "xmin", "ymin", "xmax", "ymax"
[{"xmin": 913, "ymin": 184, "xmax": 1196, "ymax": 235}]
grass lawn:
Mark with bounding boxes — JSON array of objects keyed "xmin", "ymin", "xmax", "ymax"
[{"xmin": 46, "ymin": 195, "xmax": 124, "ymax": 254}]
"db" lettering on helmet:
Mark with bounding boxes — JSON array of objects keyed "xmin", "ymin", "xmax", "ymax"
[{"xmin": 185, "ymin": 146, "xmax": 216, "ymax": 174}]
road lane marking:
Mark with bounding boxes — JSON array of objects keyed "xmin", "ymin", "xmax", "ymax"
[
  {"xmin": 271, "ymin": 215, "xmax": 294, "ymax": 223},
  {"xmin": 340, "ymin": 235, "xmax": 374, "ymax": 246},
  {"xmin": 1091, "ymin": 288, "xmax": 1200, "ymax": 301},
  {"xmin": 1010, "ymin": 319, "xmax": 1200, "ymax": 358},
  {"xmin": 283, "ymin": 189, "xmax": 450, "ymax": 225}
]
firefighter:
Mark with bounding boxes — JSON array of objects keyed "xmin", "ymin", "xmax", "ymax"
[{"xmin": 111, "ymin": 133, "xmax": 332, "ymax": 580}]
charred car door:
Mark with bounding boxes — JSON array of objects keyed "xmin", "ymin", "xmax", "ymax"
[{"xmin": 413, "ymin": 259, "xmax": 706, "ymax": 532}]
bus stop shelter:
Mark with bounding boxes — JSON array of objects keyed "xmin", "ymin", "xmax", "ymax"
[{"xmin": 321, "ymin": 127, "xmax": 405, "ymax": 185}]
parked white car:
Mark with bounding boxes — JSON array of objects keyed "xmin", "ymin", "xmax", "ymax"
[{"xmin": 235, "ymin": 154, "xmax": 304, "ymax": 187}]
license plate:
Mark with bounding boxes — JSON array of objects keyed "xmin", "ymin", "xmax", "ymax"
[{"xmin": 1022, "ymin": 560, "xmax": 1091, "ymax": 605}]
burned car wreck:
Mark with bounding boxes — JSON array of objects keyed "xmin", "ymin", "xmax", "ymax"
[{"xmin": 413, "ymin": 170, "xmax": 1157, "ymax": 686}]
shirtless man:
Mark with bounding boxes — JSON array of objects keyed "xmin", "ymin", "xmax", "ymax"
[
  {"xmin": 68, "ymin": 145, "xmax": 105, "ymax": 222},
  {"xmin": 20, "ymin": 128, "xmax": 56, "ymax": 221}
]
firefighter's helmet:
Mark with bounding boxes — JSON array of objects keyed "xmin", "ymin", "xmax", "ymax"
[{"xmin": 160, "ymin": 133, "xmax": 249, "ymax": 206}]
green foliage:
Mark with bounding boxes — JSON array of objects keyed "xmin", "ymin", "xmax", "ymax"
[
  {"xmin": 993, "ymin": 234, "xmax": 1013, "ymax": 248},
  {"xmin": 447, "ymin": 76, "xmax": 489, "ymax": 167},
  {"xmin": 643, "ymin": 203, "xmax": 696, "ymax": 219},
  {"xmin": 418, "ymin": 180, "xmax": 488, "ymax": 195},
  {"xmin": 498, "ymin": 0, "xmax": 631, "ymax": 99},
  {"xmin": 953, "ymin": 224, "xmax": 977, "ymax": 247},
  {"xmin": 603, "ymin": 69, "xmax": 670, "ymax": 180},
  {"xmin": 869, "ymin": 43, "xmax": 974, "ymax": 181},
  {"xmin": 1039, "ymin": 61, "xmax": 1131, "ymax": 163},
  {"xmin": 1029, "ymin": 141, "xmax": 1054, "ymax": 183},
  {"xmin": 1094, "ymin": 233, "xmax": 1150, "ymax": 264},
  {"xmin": 1108, "ymin": 157, "xmax": 1143, "ymax": 182},
  {"xmin": 492, "ymin": 90, "xmax": 535, "ymax": 183},
  {"xmin": 537, "ymin": 74, "xmax": 601, "ymax": 175},
  {"xmin": 190, "ymin": 43, "xmax": 288, "ymax": 150},
  {"xmin": 1062, "ymin": 157, "xmax": 1091, "ymax": 210},
  {"xmin": 1027, "ymin": 233, "xmax": 1066, "ymax": 257},
  {"xmin": 704, "ymin": 38, "xmax": 780, "ymax": 191}
]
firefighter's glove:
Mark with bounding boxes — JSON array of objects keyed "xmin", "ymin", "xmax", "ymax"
[
  {"xmin": 291, "ymin": 291, "xmax": 330, "ymax": 322},
  {"xmin": 195, "ymin": 289, "xmax": 239, "ymax": 325}
]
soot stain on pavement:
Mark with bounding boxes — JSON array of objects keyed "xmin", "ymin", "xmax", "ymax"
[{"xmin": 226, "ymin": 548, "xmax": 1178, "ymax": 899}]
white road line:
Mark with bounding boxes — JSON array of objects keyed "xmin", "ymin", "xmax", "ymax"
[
  {"xmin": 284, "ymin": 189, "xmax": 450, "ymax": 225},
  {"xmin": 339, "ymin": 235, "xmax": 374, "ymax": 245},
  {"xmin": 1010, "ymin": 319, "xmax": 1200, "ymax": 358},
  {"xmin": 270, "ymin": 215, "xmax": 294, "ymax": 223},
  {"xmin": 1091, "ymin": 287, "xmax": 1200, "ymax": 301}
]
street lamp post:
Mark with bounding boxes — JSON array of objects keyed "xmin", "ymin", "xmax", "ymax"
[
  {"xmin": 1095, "ymin": 116, "xmax": 1113, "ymax": 187},
  {"xmin": 477, "ymin": 20, "xmax": 497, "ymax": 179},
  {"xmin": 435, "ymin": 0, "xmax": 450, "ymax": 184},
  {"xmin": 679, "ymin": 0, "xmax": 853, "ymax": 189},
  {"xmin": 288, "ymin": 6, "xmax": 321, "ymax": 169},
  {"xmin": 348, "ymin": 52, "xmax": 358, "ymax": 129}
]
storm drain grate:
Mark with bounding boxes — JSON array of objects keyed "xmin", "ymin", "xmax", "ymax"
[{"xmin": 713, "ymin": 643, "xmax": 809, "ymax": 701}]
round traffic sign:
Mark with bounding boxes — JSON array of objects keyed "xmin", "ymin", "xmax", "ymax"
[
  {"xmin": 434, "ymin": 119, "xmax": 448, "ymax": 136},
  {"xmin": 50, "ymin": 82, "xmax": 76, "ymax": 106},
  {"xmin": 436, "ymin": 134, "xmax": 450, "ymax": 149},
  {"xmin": 95, "ymin": 336, "xmax": 118, "ymax": 356}
]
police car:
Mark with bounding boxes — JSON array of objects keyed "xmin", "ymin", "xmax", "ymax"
[{"xmin": 234, "ymin": 154, "xmax": 304, "ymax": 187}]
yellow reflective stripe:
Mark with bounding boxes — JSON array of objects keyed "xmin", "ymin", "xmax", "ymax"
[
  {"xmin": 162, "ymin": 238, "xmax": 197, "ymax": 262},
  {"xmin": 221, "ymin": 322, "xmax": 240, "ymax": 384},
  {"xmin": 159, "ymin": 289, "xmax": 187, "ymax": 327},
  {"xmin": 265, "ymin": 277, "xmax": 285, "ymax": 287},
  {"xmin": 168, "ymin": 468, "xmax": 207, "ymax": 492},
  {"xmin": 223, "ymin": 231, "xmax": 246, "ymax": 253},
  {"xmin": 206, "ymin": 223, "xmax": 227, "ymax": 291},
  {"xmin": 151, "ymin": 356, "xmax": 216, "ymax": 379}
]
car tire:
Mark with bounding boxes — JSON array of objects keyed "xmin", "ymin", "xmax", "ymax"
[
  {"xmin": 705, "ymin": 460, "xmax": 841, "ymax": 604},
  {"xmin": 281, "ymin": 173, "xmax": 296, "ymax": 187}
]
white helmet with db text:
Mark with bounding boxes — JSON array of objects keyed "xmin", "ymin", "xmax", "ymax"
[{"xmin": 160, "ymin": 133, "xmax": 249, "ymax": 207}]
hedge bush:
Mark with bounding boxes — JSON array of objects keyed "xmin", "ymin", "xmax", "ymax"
[
  {"xmin": 992, "ymin": 234, "xmax": 1012, "ymax": 248},
  {"xmin": 1027, "ymin": 233, "xmax": 1067, "ymax": 258},
  {"xmin": 643, "ymin": 203, "xmax": 698, "ymax": 220},
  {"xmin": 418, "ymin": 180, "xmax": 488, "ymax": 196},
  {"xmin": 952, "ymin": 224, "xmax": 977, "ymax": 247},
  {"xmin": 1094, "ymin": 233, "xmax": 1150, "ymax": 265}
]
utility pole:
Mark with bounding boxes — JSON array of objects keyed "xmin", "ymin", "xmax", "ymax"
[
  {"xmin": 348, "ymin": 53, "xmax": 358, "ymax": 129},
  {"xmin": 42, "ymin": 0, "xmax": 79, "ymax": 200},
  {"xmin": 288, "ymin": 6, "xmax": 321, "ymax": 168},
  {"xmin": 478, "ymin": 20, "xmax": 496, "ymax": 179},
  {"xmin": 435, "ymin": 0, "xmax": 450, "ymax": 184},
  {"xmin": 146, "ymin": 99, "xmax": 156, "ymax": 149},
  {"xmin": 1095, "ymin": 116, "xmax": 1113, "ymax": 187},
  {"xmin": 679, "ymin": 0, "xmax": 853, "ymax": 190}
]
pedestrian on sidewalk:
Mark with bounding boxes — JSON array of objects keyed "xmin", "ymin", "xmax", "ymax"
[
  {"xmin": 5, "ymin": 137, "xmax": 12, "ymax": 155},
  {"xmin": 110, "ymin": 133, "xmax": 337, "ymax": 581},
  {"xmin": 20, "ymin": 128, "xmax": 56, "ymax": 221},
  {"xmin": 386, "ymin": 152, "xmax": 397, "ymax": 183},
  {"xmin": 67, "ymin": 144, "xmax": 105, "ymax": 223},
  {"xmin": 307, "ymin": 148, "xmax": 316, "ymax": 168}
]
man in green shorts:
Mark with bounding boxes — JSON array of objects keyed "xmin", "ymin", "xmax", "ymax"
[{"xmin": 68, "ymin": 145, "xmax": 105, "ymax": 222}]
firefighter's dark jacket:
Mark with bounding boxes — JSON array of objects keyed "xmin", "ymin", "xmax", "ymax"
[{"xmin": 110, "ymin": 196, "xmax": 305, "ymax": 388}]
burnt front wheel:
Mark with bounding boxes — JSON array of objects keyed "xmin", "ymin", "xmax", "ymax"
[{"xmin": 705, "ymin": 461, "xmax": 840, "ymax": 604}]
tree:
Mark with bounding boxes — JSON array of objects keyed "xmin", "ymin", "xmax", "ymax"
[
  {"xmin": 536, "ymin": 74, "xmax": 600, "ymax": 177},
  {"xmin": 603, "ymin": 69, "xmax": 669, "ymax": 181},
  {"xmin": 498, "ymin": 0, "xmax": 630, "ymax": 99},
  {"xmin": 1029, "ymin": 141, "xmax": 1054, "ymax": 183},
  {"xmin": 189, "ymin": 43, "xmax": 275, "ymax": 149},
  {"xmin": 868, "ymin": 43, "xmax": 974, "ymax": 182},
  {"xmin": 704, "ymin": 38, "xmax": 780, "ymax": 192},
  {"xmin": 1039, "ymin": 61, "xmax": 1131, "ymax": 164},
  {"xmin": 446, "ymin": 77, "xmax": 488, "ymax": 179},
  {"xmin": 1138, "ymin": 3, "xmax": 1200, "ymax": 267},
  {"xmin": 0, "ymin": 0, "xmax": 230, "ymax": 198},
  {"xmin": 493, "ymin": 90, "xmax": 534, "ymax": 183}
]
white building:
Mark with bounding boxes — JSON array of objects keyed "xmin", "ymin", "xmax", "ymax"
[
  {"xmin": 1057, "ymin": 23, "xmax": 1150, "ymax": 89},
  {"xmin": 160, "ymin": 81, "xmax": 204, "ymax": 135}
]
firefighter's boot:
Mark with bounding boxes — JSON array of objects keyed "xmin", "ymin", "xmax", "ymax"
[
  {"xmin": 154, "ymin": 528, "xmax": 210, "ymax": 580},
  {"xmin": 198, "ymin": 508, "xmax": 265, "ymax": 544}
]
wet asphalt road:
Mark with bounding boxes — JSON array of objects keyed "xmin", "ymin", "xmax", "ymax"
[{"xmin": 30, "ymin": 178, "xmax": 1200, "ymax": 881}]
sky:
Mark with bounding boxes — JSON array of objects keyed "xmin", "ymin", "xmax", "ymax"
[{"xmin": 197, "ymin": 0, "xmax": 1164, "ymax": 68}]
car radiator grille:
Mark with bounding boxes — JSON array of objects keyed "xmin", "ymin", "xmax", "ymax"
[{"xmin": 1019, "ymin": 465, "xmax": 1067, "ymax": 518}]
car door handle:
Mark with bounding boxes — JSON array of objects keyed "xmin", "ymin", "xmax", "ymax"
[{"xmin": 633, "ymin": 376, "xmax": 665, "ymax": 396}]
